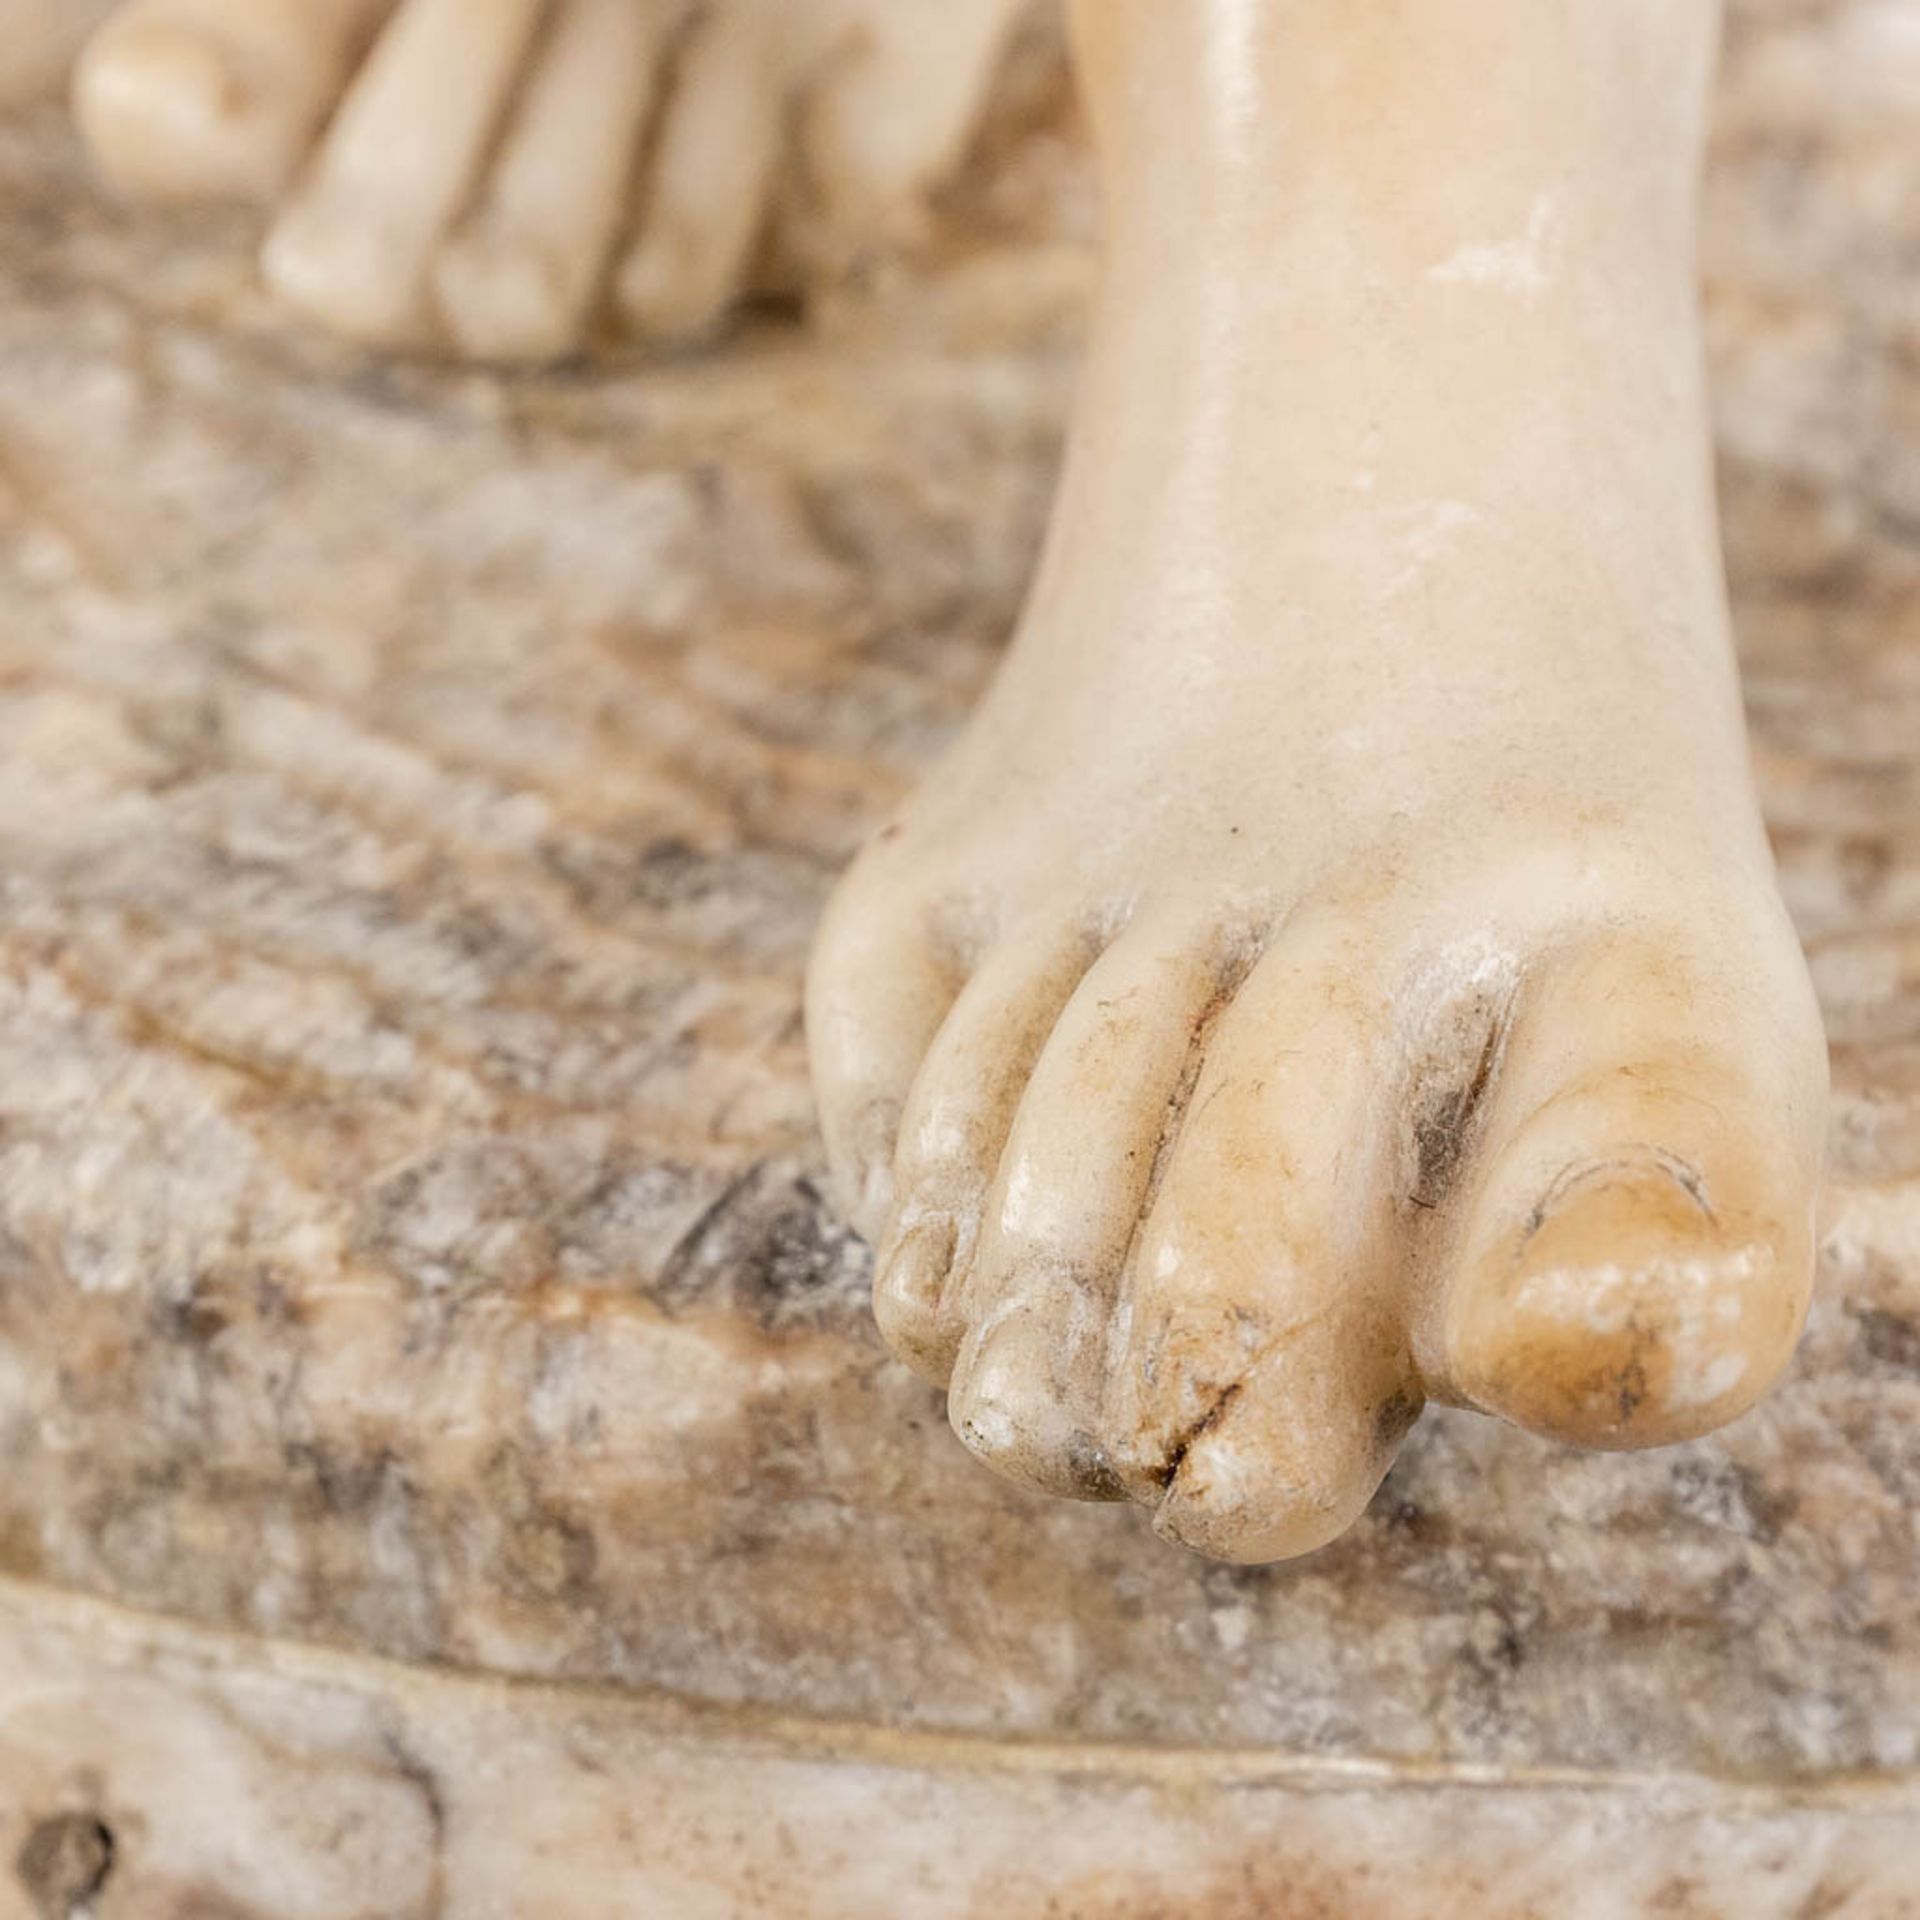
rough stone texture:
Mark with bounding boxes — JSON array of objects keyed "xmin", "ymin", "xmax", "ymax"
[
  {"xmin": 0, "ymin": 1, "xmax": 1917, "ymax": 1912},
  {"xmin": 3, "ymin": 1578, "xmax": 1916, "ymax": 1920}
]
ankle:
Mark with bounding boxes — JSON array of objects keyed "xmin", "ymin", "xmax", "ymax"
[{"xmin": 1078, "ymin": 0, "xmax": 1718, "ymax": 303}]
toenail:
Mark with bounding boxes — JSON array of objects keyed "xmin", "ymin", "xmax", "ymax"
[
  {"xmin": 1522, "ymin": 1147, "xmax": 1714, "ymax": 1246},
  {"xmin": 875, "ymin": 1215, "xmax": 955, "ymax": 1312},
  {"xmin": 1445, "ymin": 1143, "xmax": 1808, "ymax": 1446}
]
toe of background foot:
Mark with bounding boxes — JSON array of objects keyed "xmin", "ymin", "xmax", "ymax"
[
  {"xmin": 435, "ymin": 225, "xmax": 580, "ymax": 364},
  {"xmin": 798, "ymin": 0, "xmax": 1025, "ymax": 265},
  {"xmin": 74, "ymin": 18, "xmax": 273, "ymax": 201}
]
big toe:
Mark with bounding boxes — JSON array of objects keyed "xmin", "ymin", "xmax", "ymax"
[
  {"xmin": 1429, "ymin": 933, "xmax": 1826, "ymax": 1448},
  {"xmin": 75, "ymin": 18, "xmax": 294, "ymax": 202},
  {"xmin": 1441, "ymin": 1122, "xmax": 1815, "ymax": 1449}
]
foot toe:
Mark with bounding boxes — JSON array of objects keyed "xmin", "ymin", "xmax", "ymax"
[
  {"xmin": 434, "ymin": 0, "xmax": 678, "ymax": 363},
  {"xmin": 1429, "ymin": 934, "xmax": 1826, "ymax": 1448},
  {"xmin": 262, "ymin": 191, "xmax": 426, "ymax": 344},
  {"xmin": 1441, "ymin": 1117, "xmax": 1816, "ymax": 1448},
  {"xmin": 261, "ymin": 0, "xmax": 547, "ymax": 346},
  {"xmin": 1147, "ymin": 1337, "xmax": 1418, "ymax": 1563},
  {"xmin": 75, "ymin": 16, "xmax": 281, "ymax": 201},
  {"xmin": 799, "ymin": 0, "xmax": 1024, "ymax": 265},
  {"xmin": 871, "ymin": 926, "xmax": 1093, "ymax": 1382},
  {"xmin": 941, "ymin": 918, "xmax": 1235, "ymax": 1498},
  {"xmin": 806, "ymin": 847, "xmax": 971, "ymax": 1242},
  {"xmin": 435, "ymin": 224, "xmax": 580, "ymax": 363},
  {"xmin": 870, "ymin": 1213, "xmax": 960, "ymax": 1380},
  {"xmin": 1103, "ymin": 913, "xmax": 1418, "ymax": 1562},
  {"xmin": 947, "ymin": 1271, "xmax": 1128, "ymax": 1500},
  {"xmin": 616, "ymin": 0, "xmax": 785, "ymax": 346}
]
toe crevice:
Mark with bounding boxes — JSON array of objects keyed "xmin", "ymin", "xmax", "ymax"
[
  {"xmin": 1150, "ymin": 1378, "xmax": 1243, "ymax": 1495},
  {"xmin": 1520, "ymin": 1145, "xmax": 1716, "ymax": 1248},
  {"xmin": 1117, "ymin": 920, "xmax": 1273, "ymax": 1278},
  {"xmin": 1400, "ymin": 956, "xmax": 1521, "ymax": 1217}
]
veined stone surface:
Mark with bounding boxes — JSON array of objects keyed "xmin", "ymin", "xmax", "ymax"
[
  {"xmin": 2, "ymin": 1577, "xmax": 1915, "ymax": 1920},
  {"xmin": 0, "ymin": 2, "xmax": 1916, "ymax": 1913}
]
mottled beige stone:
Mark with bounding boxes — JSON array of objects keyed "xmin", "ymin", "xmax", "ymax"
[
  {"xmin": 3, "ymin": 1577, "xmax": 1916, "ymax": 1920},
  {"xmin": 0, "ymin": 0, "xmax": 1917, "ymax": 1911}
]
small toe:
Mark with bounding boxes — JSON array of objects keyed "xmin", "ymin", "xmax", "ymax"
[
  {"xmin": 1427, "ymin": 934, "xmax": 1827, "ymax": 1449},
  {"xmin": 433, "ymin": 228, "xmax": 582, "ymax": 364},
  {"xmin": 616, "ymin": 0, "xmax": 786, "ymax": 345},
  {"xmin": 262, "ymin": 189, "xmax": 430, "ymax": 346},
  {"xmin": 798, "ymin": 0, "xmax": 1025, "ymax": 266},
  {"xmin": 943, "ymin": 917, "xmax": 1249, "ymax": 1500},
  {"xmin": 871, "ymin": 925, "xmax": 1093, "ymax": 1383},
  {"xmin": 1104, "ymin": 912, "xmax": 1418, "ymax": 1563},
  {"xmin": 434, "ymin": 0, "xmax": 676, "ymax": 363},
  {"xmin": 805, "ymin": 851, "xmax": 969, "ymax": 1243},
  {"xmin": 261, "ymin": 0, "xmax": 545, "ymax": 345}
]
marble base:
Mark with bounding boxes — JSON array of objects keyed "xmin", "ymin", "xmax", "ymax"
[{"xmin": 3, "ymin": 1578, "xmax": 1915, "ymax": 1920}]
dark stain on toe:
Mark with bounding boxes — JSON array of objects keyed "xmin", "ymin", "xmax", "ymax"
[
  {"xmin": 1406, "ymin": 986, "xmax": 1512, "ymax": 1214},
  {"xmin": 1064, "ymin": 1430, "xmax": 1128, "ymax": 1502},
  {"xmin": 1153, "ymin": 1381, "xmax": 1245, "ymax": 1492},
  {"xmin": 1371, "ymin": 1387, "xmax": 1421, "ymax": 1458},
  {"xmin": 1614, "ymin": 1352, "xmax": 1651, "ymax": 1426}
]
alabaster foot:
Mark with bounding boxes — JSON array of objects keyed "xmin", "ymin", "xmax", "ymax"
[
  {"xmin": 807, "ymin": 0, "xmax": 1829, "ymax": 1563},
  {"xmin": 0, "ymin": 0, "xmax": 118, "ymax": 107},
  {"xmin": 66, "ymin": 0, "xmax": 1028, "ymax": 359}
]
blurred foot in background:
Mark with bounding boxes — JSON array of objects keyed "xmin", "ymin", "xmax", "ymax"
[
  {"xmin": 44, "ymin": 0, "xmax": 1027, "ymax": 360},
  {"xmin": 0, "ymin": 0, "xmax": 117, "ymax": 109}
]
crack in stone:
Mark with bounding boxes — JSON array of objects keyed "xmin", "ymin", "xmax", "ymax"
[{"xmin": 1153, "ymin": 1380, "xmax": 1245, "ymax": 1494}]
